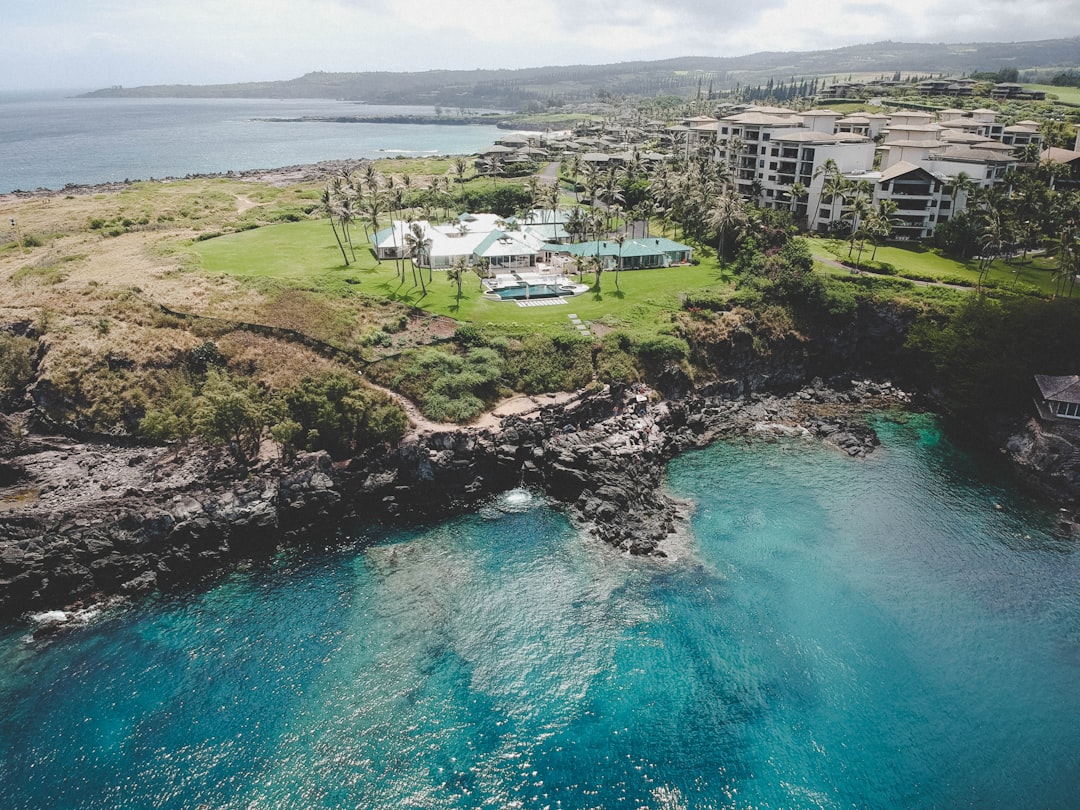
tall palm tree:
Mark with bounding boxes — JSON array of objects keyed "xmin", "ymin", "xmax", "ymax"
[
  {"xmin": 566, "ymin": 153, "xmax": 583, "ymax": 203},
  {"xmin": 612, "ymin": 233, "xmax": 626, "ymax": 290},
  {"xmin": 320, "ymin": 186, "xmax": 350, "ymax": 266},
  {"xmin": 844, "ymin": 191, "xmax": 873, "ymax": 258},
  {"xmin": 708, "ymin": 189, "xmax": 748, "ymax": 266},
  {"xmin": 453, "ymin": 157, "xmax": 469, "ymax": 192},
  {"xmin": 787, "ymin": 181, "xmax": 808, "ymax": 222},
  {"xmin": 446, "ymin": 256, "xmax": 469, "ymax": 303},
  {"xmin": 404, "ymin": 221, "xmax": 432, "ymax": 294},
  {"xmin": 867, "ymin": 200, "xmax": 900, "ymax": 261}
]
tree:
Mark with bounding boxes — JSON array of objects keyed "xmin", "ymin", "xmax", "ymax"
[
  {"xmin": 320, "ymin": 186, "xmax": 350, "ymax": 266},
  {"xmin": 447, "ymin": 256, "xmax": 469, "ymax": 303},
  {"xmin": 612, "ymin": 233, "xmax": 626, "ymax": 290},
  {"xmin": 404, "ymin": 221, "xmax": 433, "ymax": 293},
  {"xmin": 455, "ymin": 154, "xmax": 473, "ymax": 190},
  {"xmin": 193, "ymin": 370, "xmax": 270, "ymax": 464},
  {"xmin": 787, "ymin": 181, "xmax": 808, "ymax": 222},
  {"xmin": 866, "ymin": 199, "xmax": 899, "ymax": 261},
  {"xmin": 708, "ymin": 189, "xmax": 747, "ymax": 265}
]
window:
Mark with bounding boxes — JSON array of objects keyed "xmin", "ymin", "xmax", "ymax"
[
  {"xmin": 763, "ymin": 133, "xmax": 771, "ymax": 141},
  {"xmin": 1056, "ymin": 401, "xmax": 1080, "ymax": 418},
  {"xmin": 760, "ymin": 160, "xmax": 765, "ymax": 168}
]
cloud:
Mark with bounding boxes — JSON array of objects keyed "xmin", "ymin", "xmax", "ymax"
[{"xmin": 0, "ymin": 0, "xmax": 1078, "ymax": 90}]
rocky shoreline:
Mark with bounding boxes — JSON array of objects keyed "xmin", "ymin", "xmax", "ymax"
[{"xmin": 0, "ymin": 377, "xmax": 909, "ymax": 627}]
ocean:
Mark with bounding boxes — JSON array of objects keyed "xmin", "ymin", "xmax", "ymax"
[
  {"xmin": 0, "ymin": 94, "xmax": 506, "ymax": 193},
  {"xmin": 2, "ymin": 413, "xmax": 1078, "ymax": 809}
]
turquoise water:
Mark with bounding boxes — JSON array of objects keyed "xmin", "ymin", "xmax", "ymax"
[
  {"xmin": 495, "ymin": 283, "xmax": 564, "ymax": 299},
  {"xmin": 2, "ymin": 413, "xmax": 1079, "ymax": 809}
]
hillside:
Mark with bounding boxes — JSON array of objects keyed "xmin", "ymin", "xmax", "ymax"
[{"xmin": 80, "ymin": 38, "xmax": 1080, "ymax": 109}]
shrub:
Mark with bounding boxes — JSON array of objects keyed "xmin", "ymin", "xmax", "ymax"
[
  {"xmin": 504, "ymin": 333, "xmax": 593, "ymax": 394},
  {"xmin": 636, "ymin": 335, "xmax": 690, "ymax": 369},
  {"xmin": 281, "ymin": 371, "xmax": 407, "ymax": 457},
  {"xmin": 188, "ymin": 340, "xmax": 225, "ymax": 373},
  {"xmin": 0, "ymin": 333, "xmax": 36, "ymax": 400}
]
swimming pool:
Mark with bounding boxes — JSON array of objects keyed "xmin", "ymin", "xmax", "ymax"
[{"xmin": 493, "ymin": 284, "xmax": 566, "ymax": 299}]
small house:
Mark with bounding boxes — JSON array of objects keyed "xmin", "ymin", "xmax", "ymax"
[{"xmin": 1035, "ymin": 375, "xmax": 1080, "ymax": 421}]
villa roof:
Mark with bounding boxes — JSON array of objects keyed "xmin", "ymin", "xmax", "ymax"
[
  {"xmin": 801, "ymin": 109, "xmax": 841, "ymax": 116},
  {"xmin": 880, "ymin": 161, "xmax": 936, "ymax": 182},
  {"xmin": 1015, "ymin": 119, "xmax": 1042, "ymax": 127},
  {"xmin": 474, "ymin": 231, "xmax": 537, "ymax": 258},
  {"xmin": 885, "ymin": 123, "xmax": 945, "ymax": 133},
  {"xmin": 1042, "ymin": 146, "xmax": 1080, "ymax": 165},
  {"xmin": 746, "ymin": 105, "xmax": 799, "ymax": 115},
  {"xmin": 559, "ymin": 237, "xmax": 692, "ymax": 259},
  {"xmin": 722, "ymin": 112, "xmax": 804, "ymax": 126},
  {"xmin": 940, "ymin": 131, "xmax": 993, "ymax": 144},
  {"xmin": 890, "ymin": 110, "xmax": 935, "ymax": 119},
  {"xmin": 772, "ymin": 131, "xmax": 869, "ymax": 144},
  {"xmin": 929, "ymin": 146, "xmax": 1016, "ymax": 163},
  {"xmin": 836, "ymin": 115, "xmax": 871, "ymax": 124},
  {"xmin": 1036, "ymin": 375, "xmax": 1080, "ymax": 404},
  {"xmin": 882, "ymin": 139, "xmax": 942, "ymax": 148}
]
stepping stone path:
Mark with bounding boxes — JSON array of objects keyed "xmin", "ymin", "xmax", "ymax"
[{"xmin": 568, "ymin": 313, "xmax": 592, "ymax": 336}]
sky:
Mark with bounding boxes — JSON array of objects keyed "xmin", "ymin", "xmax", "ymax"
[{"xmin": 3, "ymin": 0, "xmax": 1079, "ymax": 91}]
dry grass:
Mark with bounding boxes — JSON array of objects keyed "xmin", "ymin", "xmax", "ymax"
[
  {"xmin": 216, "ymin": 331, "xmax": 341, "ymax": 389},
  {"xmin": 0, "ymin": 180, "xmax": 374, "ymax": 425}
]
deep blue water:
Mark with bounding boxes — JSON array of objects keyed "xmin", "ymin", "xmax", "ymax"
[
  {"xmin": 0, "ymin": 95, "xmax": 504, "ymax": 193},
  {"xmin": 2, "ymin": 413, "xmax": 1079, "ymax": 809}
]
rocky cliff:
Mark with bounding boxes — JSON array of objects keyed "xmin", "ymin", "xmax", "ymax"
[{"xmin": 0, "ymin": 379, "xmax": 908, "ymax": 622}]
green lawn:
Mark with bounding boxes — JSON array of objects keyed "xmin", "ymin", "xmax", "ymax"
[
  {"xmin": 192, "ymin": 219, "xmax": 732, "ymax": 333},
  {"xmin": 1023, "ymin": 84, "xmax": 1080, "ymax": 106},
  {"xmin": 805, "ymin": 236, "xmax": 1058, "ymax": 296}
]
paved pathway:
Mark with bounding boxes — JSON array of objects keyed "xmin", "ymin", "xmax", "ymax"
[{"xmin": 814, "ymin": 253, "xmax": 973, "ymax": 292}]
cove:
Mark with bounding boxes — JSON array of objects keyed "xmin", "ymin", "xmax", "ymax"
[{"xmin": 1, "ymin": 413, "xmax": 1078, "ymax": 809}]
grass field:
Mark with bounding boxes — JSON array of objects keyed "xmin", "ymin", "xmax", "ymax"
[
  {"xmin": 806, "ymin": 237, "xmax": 1058, "ymax": 296},
  {"xmin": 1024, "ymin": 84, "xmax": 1080, "ymax": 107},
  {"xmin": 193, "ymin": 220, "xmax": 733, "ymax": 333}
]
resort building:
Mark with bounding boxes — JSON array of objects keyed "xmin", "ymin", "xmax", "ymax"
[{"xmin": 703, "ymin": 104, "xmax": 1027, "ymax": 234}]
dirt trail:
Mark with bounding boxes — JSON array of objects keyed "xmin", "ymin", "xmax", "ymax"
[{"xmin": 362, "ymin": 379, "xmax": 581, "ymax": 434}]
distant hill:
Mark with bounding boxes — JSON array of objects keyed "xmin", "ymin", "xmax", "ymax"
[{"xmin": 81, "ymin": 37, "xmax": 1080, "ymax": 109}]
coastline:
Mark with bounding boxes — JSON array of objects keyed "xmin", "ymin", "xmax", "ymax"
[
  {"xmin": 0, "ymin": 377, "xmax": 910, "ymax": 627},
  {"xmin": 0, "ymin": 158, "xmax": 387, "ymax": 200}
]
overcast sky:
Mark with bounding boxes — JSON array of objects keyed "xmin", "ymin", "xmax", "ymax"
[{"xmin": 3, "ymin": 0, "xmax": 1079, "ymax": 91}]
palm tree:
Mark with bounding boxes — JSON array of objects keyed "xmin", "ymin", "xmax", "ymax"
[
  {"xmin": 404, "ymin": 221, "xmax": 432, "ymax": 294},
  {"xmin": 612, "ymin": 233, "xmax": 626, "ymax": 290},
  {"xmin": 787, "ymin": 181, "xmax": 808, "ymax": 223},
  {"xmin": 447, "ymin": 256, "xmax": 469, "ymax": 303},
  {"xmin": 566, "ymin": 153, "xmax": 583, "ymax": 203},
  {"xmin": 866, "ymin": 200, "xmax": 900, "ymax": 261},
  {"xmin": 320, "ymin": 186, "xmax": 350, "ymax": 266},
  {"xmin": 708, "ymin": 189, "xmax": 747, "ymax": 266},
  {"xmin": 481, "ymin": 155, "xmax": 504, "ymax": 188},
  {"xmin": 453, "ymin": 157, "xmax": 469, "ymax": 192},
  {"xmin": 949, "ymin": 171, "xmax": 975, "ymax": 209},
  {"xmin": 844, "ymin": 192, "xmax": 873, "ymax": 258}
]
